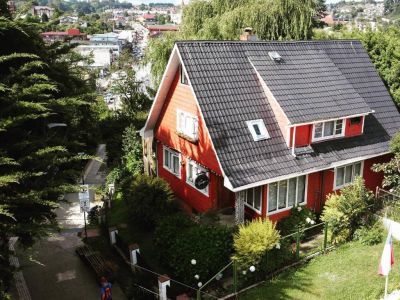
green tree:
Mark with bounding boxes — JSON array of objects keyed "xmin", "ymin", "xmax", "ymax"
[
  {"xmin": 372, "ymin": 132, "xmax": 400, "ymax": 194},
  {"xmin": 0, "ymin": 16, "xmax": 103, "ymax": 295},
  {"xmin": 146, "ymin": 0, "xmax": 325, "ymax": 86},
  {"xmin": 0, "ymin": 0, "xmax": 11, "ymax": 18}
]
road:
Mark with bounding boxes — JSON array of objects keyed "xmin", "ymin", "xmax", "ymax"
[
  {"xmin": 19, "ymin": 231, "xmax": 126, "ymax": 300},
  {"xmin": 16, "ymin": 144, "xmax": 127, "ymax": 300}
]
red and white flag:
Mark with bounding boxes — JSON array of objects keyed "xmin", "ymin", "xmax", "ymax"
[{"xmin": 378, "ymin": 229, "xmax": 395, "ymax": 276}]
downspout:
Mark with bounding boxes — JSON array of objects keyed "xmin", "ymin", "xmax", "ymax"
[{"xmin": 291, "ymin": 126, "xmax": 296, "ymax": 157}]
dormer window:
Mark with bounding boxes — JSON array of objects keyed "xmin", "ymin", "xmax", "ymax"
[
  {"xmin": 180, "ymin": 66, "xmax": 189, "ymax": 85},
  {"xmin": 246, "ymin": 119, "xmax": 270, "ymax": 141},
  {"xmin": 312, "ymin": 119, "xmax": 344, "ymax": 142}
]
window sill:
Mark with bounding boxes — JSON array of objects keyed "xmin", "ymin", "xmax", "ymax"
[
  {"xmin": 163, "ymin": 165, "xmax": 181, "ymax": 179},
  {"xmin": 176, "ymin": 131, "xmax": 198, "ymax": 144},
  {"xmin": 311, "ymin": 134, "xmax": 344, "ymax": 143},
  {"xmin": 244, "ymin": 202, "xmax": 262, "ymax": 216},
  {"xmin": 186, "ymin": 180, "xmax": 209, "ymax": 197},
  {"xmin": 267, "ymin": 202, "xmax": 307, "ymax": 216}
]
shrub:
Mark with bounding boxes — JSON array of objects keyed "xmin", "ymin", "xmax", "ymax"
[
  {"xmin": 154, "ymin": 213, "xmax": 195, "ymax": 260},
  {"xmin": 123, "ymin": 175, "xmax": 177, "ymax": 228},
  {"xmin": 233, "ymin": 218, "xmax": 280, "ymax": 269},
  {"xmin": 278, "ymin": 206, "xmax": 316, "ymax": 237},
  {"xmin": 354, "ymin": 220, "xmax": 384, "ymax": 245},
  {"xmin": 259, "ymin": 237, "xmax": 295, "ymax": 274},
  {"xmin": 321, "ymin": 177, "xmax": 374, "ymax": 244},
  {"xmin": 88, "ymin": 205, "xmax": 101, "ymax": 226},
  {"xmin": 166, "ymin": 224, "xmax": 234, "ymax": 285}
]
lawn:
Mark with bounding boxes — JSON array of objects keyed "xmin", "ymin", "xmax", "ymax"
[{"xmin": 240, "ymin": 240, "xmax": 400, "ymax": 300}]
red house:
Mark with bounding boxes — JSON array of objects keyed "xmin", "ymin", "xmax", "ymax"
[{"xmin": 141, "ymin": 40, "xmax": 400, "ymax": 223}]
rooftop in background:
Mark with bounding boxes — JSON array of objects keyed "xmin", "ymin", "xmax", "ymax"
[
  {"xmin": 41, "ymin": 28, "xmax": 85, "ymax": 37},
  {"xmin": 146, "ymin": 24, "xmax": 180, "ymax": 31}
]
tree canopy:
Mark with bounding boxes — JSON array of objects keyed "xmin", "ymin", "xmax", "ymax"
[
  {"xmin": 0, "ymin": 15, "xmax": 104, "ymax": 294},
  {"xmin": 146, "ymin": 0, "xmax": 324, "ymax": 86}
]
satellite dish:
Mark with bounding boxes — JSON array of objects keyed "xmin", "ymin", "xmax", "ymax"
[{"xmin": 195, "ymin": 172, "xmax": 209, "ymax": 190}]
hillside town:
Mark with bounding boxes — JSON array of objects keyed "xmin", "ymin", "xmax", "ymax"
[{"xmin": 2, "ymin": 0, "xmax": 400, "ymax": 299}]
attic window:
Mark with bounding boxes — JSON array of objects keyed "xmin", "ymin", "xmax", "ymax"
[
  {"xmin": 246, "ymin": 119, "xmax": 270, "ymax": 141},
  {"xmin": 268, "ymin": 51, "xmax": 282, "ymax": 62},
  {"xmin": 180, "ymin": 66, "xmax": 189, "ymax": 85}
]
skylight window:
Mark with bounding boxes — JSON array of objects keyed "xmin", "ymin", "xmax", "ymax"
[
  {"xmin": 246, "ymin": 119, "xmax": 270, "ymax": 141},
  {"xmin": 268, "ymin": 51, "xmax": 282, "ymax": 62}
]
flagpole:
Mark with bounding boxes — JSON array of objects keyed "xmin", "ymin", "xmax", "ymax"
[{"xmin": 384, "ymin": 274, "xmax": 388, "ymax": 299}]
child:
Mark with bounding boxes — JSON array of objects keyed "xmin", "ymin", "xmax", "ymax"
[{"xmin": 100, "ymin": 277, "xmax": 112, "ymax": 300}]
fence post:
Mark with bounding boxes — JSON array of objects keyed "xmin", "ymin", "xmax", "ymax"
[
  {"xmin": 296, "ymin": 228, "xmax": 300, "ymax": 260},
  {"xmin": 233, "ymin": 259, "xmax": 238, "ymax": 296},
  {"xmin": 129, "ymin": 243, "xmax": 140, "ymax": 267},
  {"xmin": 108, "ymin": 227, "xmax": 118, "ymax": 245},
  {"xmin": 323, "ymin": 223, "xmax": 328, "ymax": 251},
  {"xmin": 196, "ymin": 289, "xmax": 201, "ymax": 300},
  {"xmin": 158, "ymin": 275, "xmax": 170, "ymax": 300}
]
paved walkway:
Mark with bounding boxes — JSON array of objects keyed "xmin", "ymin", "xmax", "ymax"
[{"xmin": 19, "ymin": 231, "xmax": 127, "ymax": 300}]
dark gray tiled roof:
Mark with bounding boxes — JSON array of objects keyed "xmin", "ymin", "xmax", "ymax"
[{"xmin": 177, "ymin": 40, "xmax": 400, "ymax": 189}]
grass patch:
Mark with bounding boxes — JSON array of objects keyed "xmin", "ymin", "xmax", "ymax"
[{"xmin": 240, "ymin": 240, "xmax": 400, "ymax": 300}]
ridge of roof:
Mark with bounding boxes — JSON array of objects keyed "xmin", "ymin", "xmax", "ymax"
[{"xmin": 175, "ymin": 39, "xmax": 362, "ymax": 44}]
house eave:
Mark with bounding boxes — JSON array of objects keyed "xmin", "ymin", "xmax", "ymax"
[{"xmin": 225, "ymin": 151, "xmax": 390, "ymax": 193}]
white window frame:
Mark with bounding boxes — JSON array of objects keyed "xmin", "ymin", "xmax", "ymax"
[
  {"xmin": 186, "ymin": 159, "xmax": 209, "ymax": 196},
  {"xmin": 334, "ymin": 161, "xmax": 364, "ymax": 190},
  {"xmin": 246, "ymin": 119, "xmax": 270, "ymax": 141},
  {"xmin": 312, "ymin": 119, "xmax": 345, "ymax": 142},
  {"xmin": 267, "ymin": 175, "xmax": 308, "ymax": 216},
  {"xmin": 244, "ymin": 186, "xmax": 263, "ymax": 214},
  {"xmin": 176, "ymin": 109, "xmax": 199, "ymax": 141},
  {"xmin": 163, "ymin": 146, "xmax": 181, "ymax": 178}
]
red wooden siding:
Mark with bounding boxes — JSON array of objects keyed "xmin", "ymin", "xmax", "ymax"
[
  {"xmin": 265, "ymin": 155, "xmax": 389, "ymax": 222},
  {"xmin": 289, "ymin": 125, "xmax": 312, "ymax": 147},
  {"xmin": 289, "ymin": 116, "xmax": 365, "ymax": 148},
  {"xmin": 154, "ymin": 69, "xmax": 223, "ymax": 213},
  {"xmin": 345, "ymin": 116, "xmax": 364, "ymax": 137}
]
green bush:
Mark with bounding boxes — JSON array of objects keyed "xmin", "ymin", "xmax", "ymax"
[
  {"xmin": 278, "ymin": 206, "xmax": 316, "ymax": 237},
  {"xmin": 154, "ymin": 213, "xmax": 195, "ymax": 260},
  {"xmin": 259, "ymin": 237, "xmax": 295, "ymax": 273},
  {"xmin": 233, "ymin": 218, "xmax": 280, "ymax": 269},
  {"xmin": 123, "ymin": 175, "xmax": 177, "ymax": 229},
  {"xmin": 321, "ymin": 177, "xmax": 374, "ymax": 244},
  {"xmin": 169, "ymin": 224, "xmax": 233, "ymax": 285},
  {"xmin": 354, "ymin": 219, "xmax": 384, "ymax": 246}
]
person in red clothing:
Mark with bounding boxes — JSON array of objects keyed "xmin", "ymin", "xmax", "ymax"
[{"xmin": 100, "ymin": 277, "xmax": 112, "ymax": 300}]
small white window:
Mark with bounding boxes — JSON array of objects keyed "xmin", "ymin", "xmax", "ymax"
[
  {"xmin": 163, "ymin": 146, "xmax": 181, "ymax": 178},
  {"xmin": 177, "ymin": 109, "xmax": 198, "ymax": 141},
  {"xmin": 312, "ymin": 119, "xmax": 344, "ymax": 142},
  {"xmin": 334, "ymin": 161, "xmax": 363, "ymax": 189},
  {"xmin": 186, "ymin": 159, "xmax": 209, "ymax": 196},
  {"xmin": 246, "ymin": 119, "xmax": 270, "ymax": 141}
]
